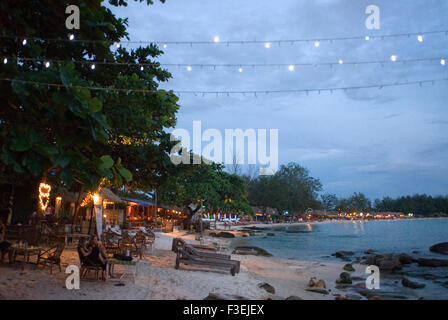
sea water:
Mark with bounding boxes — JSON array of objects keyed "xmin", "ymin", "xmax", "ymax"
[{"xmin": 233, "ymin": 218, "xmax": 448, "ymax": 261}]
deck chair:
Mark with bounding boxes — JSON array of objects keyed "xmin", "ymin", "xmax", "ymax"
[
  {"xmin": 37, "ymin": 241, "xmax": 66, "ymax": 274},
  {"xmin": 172, "ymin": 238, "xmax": 231, "ymax": 260},
  {"xmin": 174, "ymin": 244, "xmax": 240, "ymax": 276}
]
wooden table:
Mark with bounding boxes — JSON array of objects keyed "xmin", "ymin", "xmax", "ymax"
[
  {"xmin": 106, "ymin": 258, "xmax": 139, "ymax": 284},
  {"xmin": 9, "ymin": 246, "xmax": 42, "ymax": 270}
]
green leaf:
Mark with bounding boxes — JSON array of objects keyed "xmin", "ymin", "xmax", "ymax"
[
  {"xmin": 117, "ymin": 166, "xmax": 132, "ymax": 182},
  {"xmin": 99, "ymin": 155, "xmax": 114, "ymax": 169},
  {"xmin": 10, "ymin": 134, "xmax": 31, "ymax": 152},
  {"xmin": 89, "ymin": 97, "xmax": 103, "ymax": 114}
]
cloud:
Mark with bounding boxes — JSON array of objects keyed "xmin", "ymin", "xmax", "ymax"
[{"xmin": 109, "ymin": 0, "xmax": 448, "ymax": 198}]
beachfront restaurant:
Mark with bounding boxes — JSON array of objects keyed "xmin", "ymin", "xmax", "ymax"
[
  {"xmin": 53, "ymin": 187, "xmax": 125, "ymax": 234},
  {"xmin": 124, "ymin": 197, "xmax": 155, "ymax": 227}
]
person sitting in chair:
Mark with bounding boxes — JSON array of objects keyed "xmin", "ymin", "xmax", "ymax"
[{"xmin": 78, "ymin": 236, "xmax": 107, "ymax": 268}]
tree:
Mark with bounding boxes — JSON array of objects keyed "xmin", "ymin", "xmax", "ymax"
[
  {"xmin": 247, "ymin": 162, "xmax": 322, "ymax": 216},
  {"xmin": 320, "ymin": 193, "xmax": 338, "ymax": 211},
  {"xmin": 158, "ymin": 152, "xmax": 252, "ymax": 223},
  {"xmin": 338, "ymin": 192, "xmax": 371, "ymax": 212},
  {"xmin": 0, "ymin": 0, "xmax": 177, "ymax": 220}
]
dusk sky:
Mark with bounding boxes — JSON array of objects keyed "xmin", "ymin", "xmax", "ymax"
[{"xmin": 109, "ymin": 0, "xmax": 448, "ymax": 199}]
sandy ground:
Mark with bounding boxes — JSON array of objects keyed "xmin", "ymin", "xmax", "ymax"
[{"xmin": 0, "ymin": 230, "xmax": 349, "ymax": 300}]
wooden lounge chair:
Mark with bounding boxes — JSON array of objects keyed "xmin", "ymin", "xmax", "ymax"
[
  {"xmin": 174, "ymin": 244, "xmax": 240, "ymax": 276},
  {"xmin": 172, "ymin": 238, "xmax": 231, "ymax": 260},
  {"xmin": 37, "ymin": 241, "xmax": 65, "ymax": 274},
  {"xmin": 172, "ymin": 238, "xmax": 240, "ymax": 276}
]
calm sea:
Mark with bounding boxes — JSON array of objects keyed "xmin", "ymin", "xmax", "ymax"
[{"xmin": 232, "ymin": 218, "xmax": 448, "ymax": 261}]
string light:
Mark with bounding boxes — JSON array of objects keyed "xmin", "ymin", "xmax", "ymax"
[
  {"xmin": 140, "ymin": 65, "xmax": 144, "ymax": 71},
  {"xmin": 442, "ymin": 59, "xmax": 446, "ymax": 66},
  {"xmin": 38, "ymin": 183, "xmax": 51, "ymax": 211},
  {"xmin": 3, "ymin": 58, "xmax": 7, "ymax": 64},
  {"xmin": 163, "ymin": 43, "xmax": 167, "ymax": 49},
  {"xmin": 116, "ymin": 42, "xmax": 121, "ymax": 48},
  {"xmin": 288, "ymin": 64, "xmax": 295, "ymax": 71},
  {"xmin": 5, "ymin": 55, "xmax": 446, "ymax": 72},
  {"xmin": 238, "ymin": 67, "xmax": 243, "ymax": 73},
  {"xmin": 22, "ymin": 39, "xmax": 27, "ymax": 45},
  {"xmin": 69, "ymin": 34, "xmax": 75, "ymax": 41},
  {"xmin": 2, "ymin": 77, "xmax": 446, "ymax": 97},
  {"xmin": 90, "ymin": 64, "xmax": 96, "ymax": 70},
  {"xmin": 45, "ymin": 61, "xmax": 50, "ymax": 68},
  {"xmin": 417, "ymin": 35, "xmax": 423, "ymax": 42},
  {"xmin": 214, "ymin": 36, "xmax": 220, "ymax": 43},
  {"xmin": 314, "ymin": 41, "xmax": 320, "ymax": 47},
  {"xmin": 4, "ymin": 30, "xmax": 446, "ymax": 46},
  {"xmin": 264, "ymin": 42, "xmax": 271, "ymax": 49}
]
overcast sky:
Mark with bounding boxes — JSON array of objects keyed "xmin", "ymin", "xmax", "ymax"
[{"xmin": 109, "ymin": 0, "xmax": 448, "ymax": 199}]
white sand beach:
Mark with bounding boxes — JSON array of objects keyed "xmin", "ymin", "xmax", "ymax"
[{"xmin": 0, "ymin": 230, "xmax": 350, "ymax": 300}]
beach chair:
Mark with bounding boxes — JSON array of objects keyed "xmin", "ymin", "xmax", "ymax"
[
  {"xmin": 36, "ymin": 241, "xmax": 65, "ymax": 274},
  {"xmin": 171, "ymin": 238, "xmax": 231, "ymax": 260},
  {"xmin": 174, "ymin": 244, "xmax": 240, "ymax": 276},
  {"xmin": 78, "ymin": 251, "xmax": 104, "ymax": 281}
]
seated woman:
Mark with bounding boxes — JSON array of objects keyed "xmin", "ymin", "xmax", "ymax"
[{"xmin": 78, "ymin": 236, "xmax": 107, "ymax": 270}]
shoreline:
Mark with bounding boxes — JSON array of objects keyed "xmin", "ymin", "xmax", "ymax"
[
  {"xmin": 232, "ymin": 216, "xmax": 448, "ymax": 231},
  {"xmin": 0, "ymin": 230, "xmax": 349, "ymax": 300}
]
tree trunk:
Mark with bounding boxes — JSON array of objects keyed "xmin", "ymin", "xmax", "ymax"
[{"xmin": 72, "ymin": 184, "xmax": 84, "ymax": 225}]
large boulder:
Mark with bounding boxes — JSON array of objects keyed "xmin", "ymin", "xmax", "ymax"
[
  {"xmin": 204, "ymin": 293, "xmax": 249, "ymax": 300},
  {"xmin": 362, "ymin": 254, "xmax": 402, "ymax": 273},
  {"xmin": 306, "ymin": 278, "xmax": 328, "ymax": 294},
  {"xmin": 214, "ymin": 232, "xmax": 235, "ymax": 238},
  {"xmin": 416, "ymin": 258, "xmax": 448, "ymax": 267},
  {"xmin": 402, "ymin": 278, "xmax": 425, "ymax": 289},
  {"xmin": 232, "ymin": 246, "xmax": 272, "ymax": 257},
  {"xmin": 336, "ymin": 272, "xmax": 352, "ymax": 284},
  {"xmin": 429, "ymin": 242, "xmax": 448, "ymax": 255},
  {"xmin": 343, "ymin": 263, "xmax": 355, "ymax": 272},
  {"xmin": 397, "ymin": 253, "xmax": 413, "ymax": 265},
  {"xmin": 332, "ymin": 251, "xmax": 354, "ymax": 260}
]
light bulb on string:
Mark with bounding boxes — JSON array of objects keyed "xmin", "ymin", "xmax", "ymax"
[
  {"xmin": 214, "ymin": 36, "xmax": 220, "ymax": 43},
  {"xmin": 417, "ymin": 35, "xmax": 423, "ymax": 42},
  {"xmin": 45, "ymin": 61, "xmax": 50, "ymax": 68},
  {"xmin": 69, "ymin": 34, "xmax": 75, "ymax": 41},
  {"xmin": 140, "ymin": 65, "xmax": 144, "ymax": 71},
  {"xmin": 116, "ymin": 42, "xmax": 121, "ymax": 48},
  {"xmin": 391, "ymin": 55, "xmax": 397, "ymax": 62},
  {"xmin": 3, "ymin": 58, "xmax": 7, "ymax": 64},
  {"xmin": 365, "ymin": 36, "xmax": 370, "ymax": 41},
  {"xmin": 314, "ymin": 41, "xmax": 320, "ymax": 47},
  {"xmin": 265, "ymin": 42, "xmax": 271, "ymax": 49},
  {"xmin": 22, "ymin": 39, "xmax": 27, "ymax": 45},
  {"xmin": 442, "ymin": 59, "xmax": 446, "ymax": 66},
  {"xmin": 338, "ymin": 59, "xmax": 344, "ymax": 65},
  {"xmin": 238, "ymin": 67, "xmax": 243, "ymax": 73},
  {"xmin": 163, "ymin": 43, "xmax": 167, "ymax": 49},
  {"xmin": 187, "ymin": 65, "xmax": 192, "ymax": 71},
  {"xmin": 90, "ymin": 64, "xmax": 96, "ymax": 70},
  {"xmin": 288, "ymin": 65, "xmax": 294, "ymax": 71}
]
